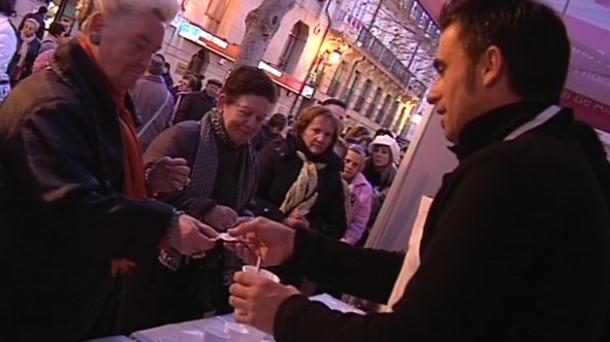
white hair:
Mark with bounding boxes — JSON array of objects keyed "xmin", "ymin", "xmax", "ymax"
[{"xmin": 77, "ymin": 0, "xmax": 178, "ymax": 30}]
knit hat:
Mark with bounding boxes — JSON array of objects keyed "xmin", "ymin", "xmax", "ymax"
[
  {"xmin": 24, "ymin": 18, "xmax": 40, "ymax": 32},
  {"xmin": 369, "ymin": 134, "xmax": 400, "ymax": 164}
]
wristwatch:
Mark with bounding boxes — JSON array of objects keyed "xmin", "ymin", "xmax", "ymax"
[{"xmin": 158, "ymin": 208, "xmax": 185, "ymax": 271}]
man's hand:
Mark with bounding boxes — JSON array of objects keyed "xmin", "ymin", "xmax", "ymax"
[
  {"xmin": 229, "ymin": 271, "xmax": 301, "ymax": 333},
  {"xmin": 203, "ymin": 205, "xmax": 238, "ymax": 231},
  {"xmin": 148, "ymin": 157, "xmax": 190, "ymax": 194},
  {"xmin": 170, "ymin": 214, "xmax": 218, "ymax": 255},
  {"xmin": 227, "ymin": 217, "xmax": 296, "ymax": 267}
]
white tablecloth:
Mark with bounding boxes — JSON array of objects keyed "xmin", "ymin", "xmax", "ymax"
[
  {"xmin": 131, "ymin": 294, "xmax": 364, "ymax": 342},
  {"xmin": 85, "ymin": 336, "xmax": 132, "ymax": 342}
]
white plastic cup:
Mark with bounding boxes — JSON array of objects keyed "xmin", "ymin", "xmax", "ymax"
[
  {"xmin": 234, "ymin": 266, "xmax": 281, "ymax": 315},
  {"xmin": 241, "ymin": 265, "xmax": 280, "ymax": 283},
  {"xmin": 203, "ymin": 326, "xmax": 230, "ymax": 342},
  {"xmin": 224, "ymin": 322, "xmax": 259, "ymax": 342},
  {"xmin": 157, "ymin": 337, "xmax": 180, "ymax": 342}
]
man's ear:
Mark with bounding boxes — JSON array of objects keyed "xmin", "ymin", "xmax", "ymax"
[
  {"xmin": 217, "ymin": 93, "xmax": 227, "ymax": 111},
  {"xmin": 481, "ymin": 45, "xmax": 505, "ymax": 87},
  {"xmin": 87, "ymin": 12, "xmax": 106, "ymax": 45}
]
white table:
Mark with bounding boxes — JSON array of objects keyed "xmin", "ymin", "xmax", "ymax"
[
  {"xmin": 131, "ymin": 294, "xmax": 364, "ymax": 342},
  {"xmin": 85, "ymin": 336, "xmax": 132, "ymax": 342}
]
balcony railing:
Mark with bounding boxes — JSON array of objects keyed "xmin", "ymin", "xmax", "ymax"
[
  {"xmin": 331, "ymin": 7, "xmax": 428, "ymax": 97},
  {"xmin": 356, "ymin": 28, "xmax": 413, "ymax": 86}
]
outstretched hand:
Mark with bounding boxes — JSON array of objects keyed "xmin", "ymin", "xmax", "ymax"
[
  {"xmin": 170, "ymin": 214, "xmax": 218, "ymax": 256},
  {"xmin": 226, "ymin": 217, "xmax": 296, "ymax": 267}
]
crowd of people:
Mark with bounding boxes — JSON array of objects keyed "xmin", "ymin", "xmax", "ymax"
[
  {"xmin": 0, "ymin": 0, "xmax": 403, "ymax": 339},
  {"xmin": 1, "ymin": 0, "xmax": 609, "ymax": 341}
]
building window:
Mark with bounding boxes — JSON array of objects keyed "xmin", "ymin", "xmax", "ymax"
[
  {"xmin": 383, "ymin": 99, "xmax": 400, "ymax": 128},
  {"xmin": 187, "ymin": 48, "xmax": 210, "ymax": 76},
  {"xmin": 394, "ymin": 106, "xmax": 407, "ymax": 132},
  {"xmin": 327, "ymin": 61, "xmax": 348, "ymax": 97},
  {"xmin": 365, "ymin": 87, "xmax": 383, "ymax": 118},
  {"xmin": 341, "ymin": 71, "xmax": 361, "ymax": 106},
  {"xmin": 375, "ymin": 95, "xmax": 392, "ymax": 124},
  {"xmin": 353, "ymin": 79, "xmax": 372, "ymax": 112},
  {"xmin": 204, "ymin": 0, "xmax": 232, "ymax": 33},
  {"xmin": 278, "ymin": 21, "xmax": 309, "ymax": 74}
]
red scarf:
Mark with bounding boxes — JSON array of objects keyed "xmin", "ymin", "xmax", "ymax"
[{"xmin": 79, "ymin": 38, "xmax": 147, "ymax": 275}]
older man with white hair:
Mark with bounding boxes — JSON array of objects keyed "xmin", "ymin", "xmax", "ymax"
[{"xmin": 0, "ymin": 0, "xmax": 219, "ymax": 340}]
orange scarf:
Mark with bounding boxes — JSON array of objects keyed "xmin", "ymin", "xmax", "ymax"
[{"xmin": 79, "ymin": 38, "xmax": 147, "ymax": 275}]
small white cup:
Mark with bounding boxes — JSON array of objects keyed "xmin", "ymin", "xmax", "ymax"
[
  {"xmin": 242, "ymin": 265, "xmax": 280, "ymax": 283},
  {"xmin": 203, "ymin": 326, "xmax": 230, "ymax": 342},
  {"xmin": 224, "ymin": 322, "xmax": 258, "ymax": 342},
  {"xmin": 234, "ymin": 266, "xmax": 281, "ymax": 316}
]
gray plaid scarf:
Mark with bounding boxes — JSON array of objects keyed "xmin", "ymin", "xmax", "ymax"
[{"xmin": 187, "ymin": 109, "xmax": 258, "ymax": 212}]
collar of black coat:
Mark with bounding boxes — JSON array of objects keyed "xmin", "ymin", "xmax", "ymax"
[
  {"xmin": 450, "ymin": 101, "xmax": 570, "ymax": 160},
  {"xmin": 198, "ymin": 90, "xmax": 217, "ymax": 102},
  {"xmin": 280, "ymin": 134, "xmax": 344, "ymax": 170},
  {"xmin": 51, "ymin": 40, "xmax": 136, "ymax": 115}
]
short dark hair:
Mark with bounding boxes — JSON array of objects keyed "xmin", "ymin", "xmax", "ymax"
[
  {"xmin": 147, "ymin": 55, "xmax": 165, "ymax": 76},
  {"xmin": 182, "ymin": 74, "xmax": 199, "ymax": 91},
  {"xmin": 440, "ymin": 0, "xmax": 570, "ymax": 103},
  {"xmin": 207, "ymin": 79, "xmax": 223, "ymax": 88},
  {"xmin": 47, "ymin": 22, "xmax": 65, "ymax": 37},
  {"xmin": 223, "ymin": 66, "xmax": 278, "ymax": 105},
  {"xmin": 155, "ymin": 53, "xmax": 167, "ymax": 62},
  {"xmin": 0, "ymin": 0, "xmax": 16, "ymax": 16},
  {"xmin": 375, "ymin": 128, "xmax": 394, "ymax": 138},
  {"xmin": 37, "ymin": 6, "xmax": 48, "ymax": 14},
  {"xmin": 268, "ymin": 113, "xmax": 287, "ymax": 130},
  {"xmin": 322, "ymin": 98, "xmax": 347, "ymax": 109}
]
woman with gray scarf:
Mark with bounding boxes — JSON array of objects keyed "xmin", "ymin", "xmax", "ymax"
[{"xmin": 121, "ymin": 66, "xmax": 278, "ymax": 333}]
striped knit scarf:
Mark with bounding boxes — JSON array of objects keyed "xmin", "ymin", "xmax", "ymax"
[{"xmin": 187, "ymin": 109, "xmax": 258, "ymax": 211}]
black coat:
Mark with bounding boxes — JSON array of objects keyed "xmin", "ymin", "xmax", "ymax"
[
  {"xmin": 7, "ymin": 36, "xmax": 41, "ymax": 84},
  {"xmin": 173, "ymin": 90, "xmax": 217, "ymax": 123},
  {"xmin": 0, "ymin": 42, "xmax": 174, "ymax": 341},
  {"xmin": 256, "ymin": 136, "xmax": 348, "ymax": 239},
  {"xmin": 252, "ymin": 125, "xmax": 282, "ymax": 152},
  {"xmin": 273, "ymin": 102, "xmax": 610, "ymax": 342}
]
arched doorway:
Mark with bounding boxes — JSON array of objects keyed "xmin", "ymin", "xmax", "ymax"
[{"xmin": 186, "ymin": 48, "xmax": 210, "ymax": 76}]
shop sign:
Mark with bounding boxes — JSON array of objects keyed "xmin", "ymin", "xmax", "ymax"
[
  {"xmin": 301, "ymin": 85, "xmax": 315, "ymax": 98},
  {"xmin": 258, "ymin": 61, "xmax": 283, "ymax": 78},
  {"xmin": 179, "ymin": 22, "xmax": 229, "ymax": 50}
]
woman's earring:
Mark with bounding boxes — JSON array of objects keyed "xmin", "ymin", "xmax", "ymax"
[{"xmin": 90, "ymin": 34, "xmax": 102, "ymax": 45}]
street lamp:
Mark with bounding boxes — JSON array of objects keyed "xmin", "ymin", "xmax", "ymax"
[{"xmin": 328, "ymin": 48, "xmax": 342, "ymax": 65}]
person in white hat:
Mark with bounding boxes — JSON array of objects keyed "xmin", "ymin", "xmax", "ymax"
[{"xmin": 359, "ymin": 134, "xmax": 400, "ymax": 242}]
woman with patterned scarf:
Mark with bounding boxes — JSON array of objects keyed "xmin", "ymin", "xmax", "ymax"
[
  {"xmin": 120, "ymin": 66, "xmax": 278, "ymax": 332},
  {"xmin": 256, "ymin": 106, "xmax": 348, "ymax": 285},
  {"xmin": 7, "ymin": 17, "xmax": 41, "ymax": 86}
]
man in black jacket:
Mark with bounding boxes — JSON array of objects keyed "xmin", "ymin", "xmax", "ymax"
[
  {"xmin": 227, "ymin": 0, "xmax": 610, "ymax": 341},
  {"xmin": 173, "ymin": 78, "xmax": 222, "ymax": 123}
]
